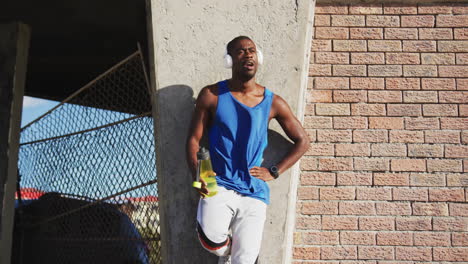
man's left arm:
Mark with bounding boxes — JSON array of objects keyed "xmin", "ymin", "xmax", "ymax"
[{"xmin": 250, "ymin": 95, "xmax": 310, "ymax": 181}]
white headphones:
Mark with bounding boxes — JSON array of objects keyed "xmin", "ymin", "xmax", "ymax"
[{"xmin": 224, "ymin": 46, "xmax": 264, "ymax": 69}]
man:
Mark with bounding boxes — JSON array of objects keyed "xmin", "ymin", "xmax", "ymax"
[{"xmin": 186, "ymin": 36, "xmax": 310, "ymax": 264}]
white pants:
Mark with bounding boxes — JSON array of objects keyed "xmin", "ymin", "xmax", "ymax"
[{"xmin": 196, "ymin": 187, "xmax": 267, "ymax": 264}]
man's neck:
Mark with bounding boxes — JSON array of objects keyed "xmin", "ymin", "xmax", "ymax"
[{"xmin": 228, "ymin": 77, "xmax": 258, "ymax": 93}]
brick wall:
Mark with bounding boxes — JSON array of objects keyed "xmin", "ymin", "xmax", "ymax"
[{"xmin": 295, "ymin": 2, "xmax": 467, "ymax": 262}]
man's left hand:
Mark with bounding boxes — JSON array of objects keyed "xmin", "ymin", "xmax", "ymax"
[{"xmin": 250, "ymin": 166, "xmax": 276, "ymax": 181}]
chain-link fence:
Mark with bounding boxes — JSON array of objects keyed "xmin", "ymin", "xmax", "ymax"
[{"xmin": 13, "ymin": 49, "xmax": 161, "ymax": 264}]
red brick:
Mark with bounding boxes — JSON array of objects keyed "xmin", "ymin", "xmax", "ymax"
[
  {"xmin": 350, "ymin": 28, "xmax": 383, "ymax": 39},
  {"xmin": 316, "ymin": 103, "xmax": 350, "ymax": 116},
  {"xmin": 384, "ymin": 5, "xmax": 417, "ymax": 15},
  {"xmin": 410, "ymin": 173, "xmax": 446, "ymax": 187},
  {"xmin": 296, "ymin": 216, "xmax": 321, "ymax": 230},
  {"xmin": 437, "ymin": 15, "xmax": 468, "ymax": 27},
  {"xmin": 385, "ymin": 28, "xmax": 418, "ymax": 39},
  {"xmin": 351, "ymin": 104, "xmax": 386, "ymax": 116},
  {"xmin": 301, "ymin": 172, "xmax": 336, "ymax": 185},
  {"xmin": 453, "ymin": 4, "xmax": 468, "ymax": 14},
  {"xmin": 408, "ymin": 144, "xmax": 444, "ymax": 158},
  {"xmin": 419, "ymin": 28, "xmax": 453, "ymax": 39},
  {"xmin": 463, "ymin": 131, "xmax": 468, "ymax": 143},
  {"xmin": 461, "ymin": 104, "xmax": 468, "ymax": 116},
  {"xmin": 341, "ymin": 231, "xmax": 376, "ymax": 245},
  {"xmin": 439, "ymin": 66, "xmax": 468, "ymax": 77},
  {"xmin": 298, "ymin": 186, "xmax": 319, "ymax": 200},
  {"xmin": 377, "ymin": 232, "xmax": 412, "ymax": 246},
  {"xmin": 441, "ymin": 117, "xmax": 468, "ymax": 129},
  {"xmin": 334, "ymin": 91, "xmax": 367, "ymax": 103},
  {"xmin": 438, "ymin": 40, "xmax": 468, "ymax": 52},
  {"xmin": 393, "ymin": 188, "xmax": 428, "ymax": 201},
  {"xmin": 453, "ymin": 233, "xmax": 468, "ymax": 246},
  {"xmin": 391, "ymin": 159, "xmax": 426, "ymax": 172},
  {"xmin": 320, "ymin": 187, "xmax": 356, "ymax": 200},
  {"xmin": 351, "ymin": 78, "xmax": 384, "ymax": 90},
  {"xmin": 403, "ymin": 40, "xmax": 436, "ymax": 52},
  {"xmin": 372, "ymin": 144, "xmax": 407, "ymax": 157},
  {"xmin": 368, "ymin": 40, "xmax": 402, "ymax": 52},
  {"xmin": 369, "ymin": 117, "xmax": 404, "ymax": 129},
  {"xmin": 369, "ymin": 65, "xmax": 403, "ymax": 77},
  {"xmin": 315, "ymin": 27, "xmax": 349, "ymax": 39},
  {"xmin": 450, "ymin": 203, "xmax": 468, "ymax": 216},
  {"xmin": 332, "ymin": 15, "xmax": 366, "ymax": 27},
  {"xmin": 336, "ymin": 143, "xmax": 370, "ymax": 156},
  {"xmin": 304, "ymin": 116, "xmax": 333, "ymax": 129},
  {"xmin": 434, "ymin": 248, "xmax": 468, "ymax": 261},
  {"xmin": 405, "ymin": 117, "xmax": 440, "ymax": 130},
  {"xmin": 334, "ymin": 117, "xmax": 368, "ymax": 129},
  {"xmin": 337, "ymin": 172, "xmax": 373, "ymax": 186},
  {"xmin": 376, "ymin": 202, "xmax": 412, "ymax": 215},
  {"xmin": 302, "ymin": 231, "xmax": 339, "ymax": 245},
  {"xmin": 418, "ymin": 4, "xmax": 453, "ymax": 14},
  {"xmin": 403, "ymin": 65, "xmax": 438, "ymax": 77},
  {"xmin": 387, "ymin": 104, "xmax": 421, "ymax": 116},
  {"xmin": 340, "ymin": 201, "xmax": 376, "ymax": 215},
  {"xmin": 349, "ymin": 4, "xmax": 383, "ymax": 14},
  {"xmin": 447, "ymin": 173, "xmax": 468, "ymax": 186},
  {"xmin": 423, "ymin": 104, "xmax": 458, "ymax": 116},
  {"xmin": 428, "ymin": 159, "xmax": 463, "ymax": 172},
  {"xmin": 390, "ymin": 130, "xmax": 424, "ymax": 143},
  {"xmin": 315, "ymin": 52, "xmax": 349, "ymax": 64},
  {"xmin": 386, "ymin": 78, "xmax": 420, "ymax": 90},
  {"xmin": 354, "ymin": 130, "xmax": 388, "ymax": 143},
  {"xmin": 315, "ymin": 15, "xmax": 331, "ymax": 26},
  {"xmin": 307, "ymin": 143, "xmax": 334, "ymax": 156},
  {"xmin": 321, "ymin": 246, "xmax": 357, "ymax": 260},
  {"xmin": 433, "ymin": 217, "xmax": 468, "ymax": 231},
  {"xmin": 403, "ymin": 91, "xmax": 437, "ymax": 103},
  {"xmin": 315, "ymin": 4, "xmax": 348, "ymax": 14},
  {"xmin": 369, "ymin": 91, "xmax": 402, "ymax": 103},
  {"xmin": 312, "ymin": 39, "xmax": 332, "ymax": 51},
  {"xmin": 395, "ymin": 247, "xmax": 432, "ymax": 261},
  {"xmin": 455, "ymin": 28, "xmax": 468, "ymax": 39},
  {"xmin": 374, "ymin": 173, "xmax": 409, "ymax": 186},
  {"xmin": 333, "ymin": 65, "xmax": 367, "ymax": 76},
  {"xmin": 367, "ymin": 15, "xmax": 400, "ymax": 27},
  {"xmin": 322, "ymin": 216, "xmax": 358, "ymax": 230},
  {"xmin": 429, "ymin": 188, "xmax": 465, "ymax": 202},
  {"xmin": 457, "ymin": 53, "xmax": 468, "ymax": 64},
  {"xmin": 446, "ymin": 145, "xmax": 468, "ymax": 158},
  {"xmin": 293, "ymin": 247, "xmax": 320, "ymax": 260},
  {"xmin": 318, "ymin": 129, "xmax": 352, "ymax": 142},
  {"xmin": 440, "ymin": 91, "xmax": 468, "ymax": 103},
  {"xmin": 358, "ymin": 246, "xmax": 394, "ymax": 260},
  {"xmin": 315, "ymin": 77, "xmax": 349, "ymax": 89},
  {"xmin": 357, "ymin": 187, "xmax": 392, "ymax": 200},
  {"xmin": 351, "ymin": 53, "xmax": 385, "ymax": 64},
  {"xmin": 309, "ymin": 90, "xmax": 333, "ymax": 103},
  {"xmin": 302, "ymin": 201, "xmax": 339, "ymax": 215},
  {"xmin": 421, "ymin": 53, "xmax": 455, "ymax": 64},
  {"xmin": 355, "ymin": 158, "xmax": 390, "ymax": 171},
  {"xmin": 413, "ymin": 202, "xmax": 449, "ymax": 216},
  {"xmin": 300, "ymin": 157, "xmax": 318, "ymax": 170},
  {"xmin": 319, "ymin": 158, "xmax": 353, "ymax": 171},
  {"xmin": 310, "ymin": 64, "xmax": 331, "ymax": 76},
  {"xmin": 401, "ymin": 15, "xmax": 435, "ymax": 27},
  {"xmin": 396, "ymin": 217, "xmax": 432, "ymax": 231},
  {"xmin": 422, "ymin": 78, "xmax": 455, "ymax": 90},
  {"xmin": 333, "ymin": 40, "xmax": 367, "ymax": 51},
  {"xmin": 359, "ymin": 217, "xmax": 395, "ymax": 230},
  {"xmin": 386, "ymin": 53, "xmax": 420, "ymax": 64}
]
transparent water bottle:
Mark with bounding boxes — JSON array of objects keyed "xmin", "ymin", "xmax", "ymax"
[{"xmin": 192, "ymin": 147, "xmax": 218, "ymax": 197}]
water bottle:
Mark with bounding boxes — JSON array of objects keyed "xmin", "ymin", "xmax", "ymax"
[{"xmin": 192, "ymin": 147, "xmax": 218, "ymax": 197}]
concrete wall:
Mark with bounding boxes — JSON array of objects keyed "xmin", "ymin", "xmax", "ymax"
[
  {"xmin": 294, "ymin": 2, "xmax": 468, "ymax": 262},
  {"xmin": 0, "ymin": 22, "xmax": 30, "ymax": 264},
  {"xmin": 147, "ymin": 1, "xmax": 315, "ymax": 263}
]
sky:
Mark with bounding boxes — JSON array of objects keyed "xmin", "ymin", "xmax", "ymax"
[{"xmin": 21, "ymin": 96, "xmax": 59, "ymax": 128}]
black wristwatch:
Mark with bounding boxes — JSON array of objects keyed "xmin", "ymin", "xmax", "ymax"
[{"xmin": 269, "ymin": 166, "xmax": 280, "ymax": 179}]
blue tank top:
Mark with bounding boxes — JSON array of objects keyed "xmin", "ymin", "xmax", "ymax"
[{"xmin": 208, "ymin": 80, "xmax": 273, "ymax": 204}]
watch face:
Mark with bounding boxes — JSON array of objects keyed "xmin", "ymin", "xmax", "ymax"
[{"xmin": 270, "ymin": 166, "xmax": 279, "ymax": 178}]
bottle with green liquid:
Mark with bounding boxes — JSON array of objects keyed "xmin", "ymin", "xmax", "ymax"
[{"xmin": 192, "ymin": 147, "xmax": 218, "ymax": 197}]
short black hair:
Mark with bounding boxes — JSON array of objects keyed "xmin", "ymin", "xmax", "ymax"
[{"xmin": 227, "ymin": 36, "xmax": 252, "ymax": 55}]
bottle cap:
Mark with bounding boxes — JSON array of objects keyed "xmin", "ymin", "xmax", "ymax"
[
  {"xmin": 197, "ymin": 147, "xmax": 210, "ymax": 160},
  {"xmin": 192, "ymin": 181, "xmax": 202, "ymax": 188}
]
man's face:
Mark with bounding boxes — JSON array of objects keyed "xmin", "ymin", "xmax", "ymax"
[{"xmin": 230, "ymin": 39, "xmax": 259, "ymax": 79}]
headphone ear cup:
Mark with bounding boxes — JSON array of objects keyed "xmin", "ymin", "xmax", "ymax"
[
  {"xmin": 257, "ymin": 49, "xmax": 263, "ymax": 65},
  {"xmin": 224, "ymin": 54, "xmax": 233, "ymax": 69}
]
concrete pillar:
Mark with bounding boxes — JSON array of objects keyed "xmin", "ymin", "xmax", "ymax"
[
  {"xmin": 0, "ymin": 22, "xmax": 30, "ymax": 264},
  {"xmin": 147, "ymin": 1, "xmax": 315, "ymax": 263}
]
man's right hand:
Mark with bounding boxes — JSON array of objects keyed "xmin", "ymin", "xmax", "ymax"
[{"xmin": 194, "ymin": 178, "xmax": 209, "ymax": 197}]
